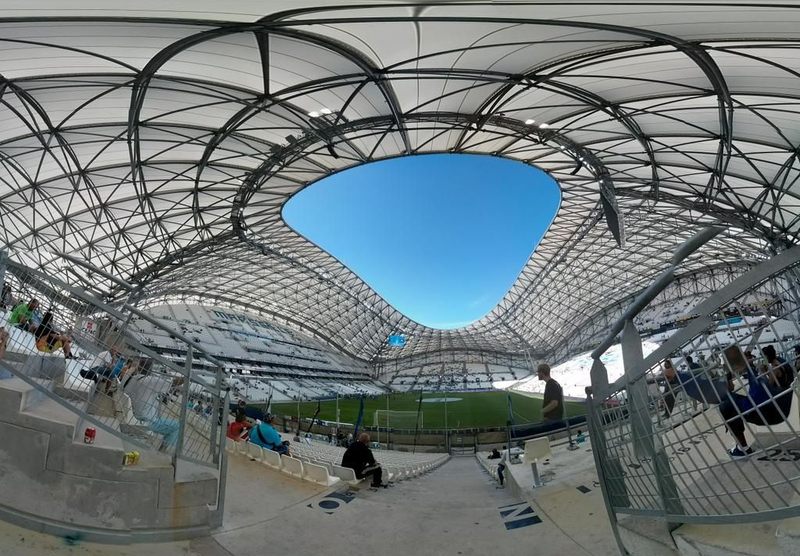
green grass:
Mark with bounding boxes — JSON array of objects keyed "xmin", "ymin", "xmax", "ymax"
[{"xmin": 271, "ymin": 390, "xmax": 585, "ymax": 430}]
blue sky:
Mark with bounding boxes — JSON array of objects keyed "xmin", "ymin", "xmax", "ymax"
[{"xmin": 283, "ymin": 154, "xmax": 560, "ymax": 329}]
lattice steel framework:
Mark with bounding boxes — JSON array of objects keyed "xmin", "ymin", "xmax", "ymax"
[{"xmin": 0, "ymin": 2, "xmax": 798, "ymax": 364}]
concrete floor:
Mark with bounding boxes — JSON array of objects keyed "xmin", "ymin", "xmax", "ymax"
[{"xmin": 0, "ymin": 450, "xmax": 620, "ymax": 556}]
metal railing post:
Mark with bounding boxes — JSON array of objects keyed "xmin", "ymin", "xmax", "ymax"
[
  {"xmin": 0, "ymin": 249, "xmax": 7, "ymax": 291},
  {"xmin": 210, "ymin": 387, "xmax": 230, "ymax": 529},
  {"xmin": 585, "ymin": 389, "xmax": 630, "ymax": 556},
  {"xmin": 209, "ymin": 365, "xmax": 223, "ymax": 464},
  {"xmin": 621, "ymin": 320, "xmax": 684, "ymax": 519},
  {"xmin": 173, "ymin": 345, "xmax": 193, "ymax": 471}
]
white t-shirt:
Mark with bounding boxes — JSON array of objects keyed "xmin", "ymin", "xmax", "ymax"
[
  {"xmin": 499, "ymin": 451, "xmax": 508, "ymax": 465},
  {"xmin": 89, "ymin": 350, "xmax": 113, "ymax": 370}
]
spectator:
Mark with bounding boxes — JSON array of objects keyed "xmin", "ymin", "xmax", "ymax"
[
  {"xmin": 488, "ymin": 448, "xmax": 501, "ymax": 459},
  {"xmin": 660, "ymin": 359, "xmax": 679, "ymax": 418},
  {"xmin": 686, "ymin": 355, "xmax": 702, "ymax": 373},
  {"xmin": 249, "ymin": 414, "xmax": 289, "ymax": 455},
  {"xmin": 0, "ymin": 283, "xmax": 13, "ymax": 309},
  {"xmin": 80, "ymin": 348, "xmax": 118, "ymax": 382},
  {"xmin": 793, "ymin": 345, "xmax": 800, "ymax": 374},
  {"xmin": 8, "ymin": 298, "xmax": 39, "ymax": 333},
  {"xmin": 719, "ymin": 345, "xmax": 794, "ymax": 459},
  {"xmin": 80, "ymin": 348, "xmax": 129, "ymax": 394},
  {"xmin": 341, "ymin": 432, "xmax": 386, "ymax": 488},
  {"xmin": 227, "ymin": 413, "xmax": 251, "ymax": 441},
  {"xmin": 496, "ymin": 445, "xmax": 508, "ymax": 489},
  {"xmin": 233, "ymin": 400, "xmax": 247, "ymax": 421},
  {"xmin": 116, "ymin": 363, "xmax": 179, "ymax": 451},
  {"xmin": 662, "ymin": 345, "xmax": 794, "ymax": 458},
  {"xmin": 33, "ymin": 311, "xmax": 75, "ymax": 359},
  {"xmin": 538, "ymin": 363, "xmax": 563, "ymax": 423}
]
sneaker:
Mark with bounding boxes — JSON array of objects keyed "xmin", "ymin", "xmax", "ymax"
[{"xmin": 729, "ymin": 446, "xmax": 754, "ymax": 459}]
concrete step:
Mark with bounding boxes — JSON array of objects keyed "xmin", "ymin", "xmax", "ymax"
[
  {"xmin": 53, "ymin": 384, "xmax": 90, "ymax": 403},
  {"xmin": 0, "ymin": 376, "xmax": 54, "ymax": 418},
  {"xmin": 2, "ymin": 350, "xmax": 30, "ymax": 364},
  {"xmin": 18, "ymin": 396, "xmax": 83, "ymax": 440},
  {"xmin": 673, "ymin": 522, "xmax": 781, "ymax": 556},
  {"xmin": 618, "ymin": 515, "xmax": 679, "ymax": 556}
]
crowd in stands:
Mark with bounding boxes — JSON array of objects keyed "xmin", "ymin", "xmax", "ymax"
[
  {"xmin": 387, "ymin": 361, "xmax": 530, "ymax": 392},
  {"xmin": 3, "ymin": 292, "xmax": 76, "ymax": 360}
]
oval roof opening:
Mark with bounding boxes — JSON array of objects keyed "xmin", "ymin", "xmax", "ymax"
[{"xmin": 283, "ymin": 154, "xmax": 561, "ymax": 329}]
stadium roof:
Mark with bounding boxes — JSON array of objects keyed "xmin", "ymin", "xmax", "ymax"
[{"xmin": 0, "ymin": 1, "xmax": 795, "ymax": 362}]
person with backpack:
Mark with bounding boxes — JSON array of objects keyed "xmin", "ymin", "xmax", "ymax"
[{"xmin": 249, "ymin": 414, "xmax": 289, "ymax": 455}]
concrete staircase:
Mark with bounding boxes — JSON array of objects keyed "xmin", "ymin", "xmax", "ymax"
[{"xmin": 0, "ymin": 355, "xmax": 221, "ymax": 543}]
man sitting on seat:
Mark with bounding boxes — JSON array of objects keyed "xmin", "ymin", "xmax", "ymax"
[
  {"xmin": 249, "ymin": 414, "xmax": 289, "ymax": 455},
  {"xmin": 33, "ymin": 311, "xmax": 75, "ymax": 359},
  {"xmin": 341, "ymin": 432, "xmax": 386, "ymax": 488},
  {"xmin": 8, "ymin": 298, "xmax": 39, "ymax": 333}
]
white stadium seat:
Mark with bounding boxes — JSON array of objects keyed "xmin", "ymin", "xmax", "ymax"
[
  {"xmin": 281, "ymin": 455, "xmax": 304, "ymax": 478},
  {"xmin": 303, "ymin": 462, "xmax": 341, "ymax": 487},
  {"xmin": 331, "ymin": 464, "xmax": 361, "ymax": 486}
]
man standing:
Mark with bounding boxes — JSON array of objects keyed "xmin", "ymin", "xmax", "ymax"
[
  {"xmin": 341, "ymin": 432, "xmax": 386, "ymax": 488},
  {"xmin": 538, "ymin": 363, "xmax": 563, "ymax": 423}
]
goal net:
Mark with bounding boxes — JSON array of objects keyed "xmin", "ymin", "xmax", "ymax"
[{"xmin": 373, "ymin": 410, "xmax": 422, "ymax": 429}]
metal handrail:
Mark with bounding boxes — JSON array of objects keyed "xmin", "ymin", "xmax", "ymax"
[
  {"xmin": 0, "ymin": 254, "xmax": 226, "ymax": 468},
  {"xmin": 591, "ymin": 226, "xmax": 723, "ymax": 359},
  {"xmin": 586, "ymin": 235, "xmax": 800, "ymax": 553}
]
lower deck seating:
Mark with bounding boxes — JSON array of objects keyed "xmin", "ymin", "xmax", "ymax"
[
  {"xmin": 225, "ymin": 434, "xmax": 449, "ymax": 487},
  {"xmin": 279, "ymin": 434, "xmax": 449, "ymax": 484}
]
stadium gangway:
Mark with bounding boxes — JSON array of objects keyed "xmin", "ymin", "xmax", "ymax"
[
  {"xmin": 0, "ymin": 249, "xmax": 231, "ymax": 526},
  {"xmin": 586, "ymin": 227, "xmax": 800, "ymax": 553}
]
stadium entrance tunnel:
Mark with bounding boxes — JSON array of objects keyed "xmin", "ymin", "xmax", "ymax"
[{"xmin": 282, "ymin": 154, "xmax": 561, "ymax": 329}]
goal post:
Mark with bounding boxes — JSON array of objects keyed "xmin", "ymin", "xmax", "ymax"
[{"xmin": 373, "ymin": 410, "xmax": 423, "ymax": 430}]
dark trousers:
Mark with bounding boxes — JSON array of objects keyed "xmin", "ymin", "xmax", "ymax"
[
  {"xmin": 360, "ymin": 465, "xmax": 383, "ymax": 486},
  {"xmin": 719, "ymin": 394, "xmax": 788, "ymax": 442},
  {"xmin": 79, "ymin": 366, "xmax": 114, "ymax": 382},
  {"xmin": 498, "ymin": 464, "xmax": 506, "ymax": 486}
]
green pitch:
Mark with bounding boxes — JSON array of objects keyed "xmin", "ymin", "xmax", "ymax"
[{"xmin": 271, "ymin": 390, "xmax": 585, "ymax": 429}]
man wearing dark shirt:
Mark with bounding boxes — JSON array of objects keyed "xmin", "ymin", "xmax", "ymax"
[
  {"xmin": 341, "ymin": 432, "xmax": 385, "ymax": 487},
  {"xmin": 538, "ymin": 363, "xmax": 563, "ymax": 423}
]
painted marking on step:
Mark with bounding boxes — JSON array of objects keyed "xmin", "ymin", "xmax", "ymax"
[
  {"xmin": 498, "ymin": 502, "xmax": 542, "ymax": 530},
  {"xmin": 308, "ymin": 491, "xmax": 356, "ymax": 514}
]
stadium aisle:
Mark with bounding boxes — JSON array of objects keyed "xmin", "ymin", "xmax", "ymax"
[
  {"xmin": 0, "ymin": 453, "xmax": 610, "ymax": 555},
  {"xmin": 213, "ymin": 456, "xmax": 599, "ymax": 556}
]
